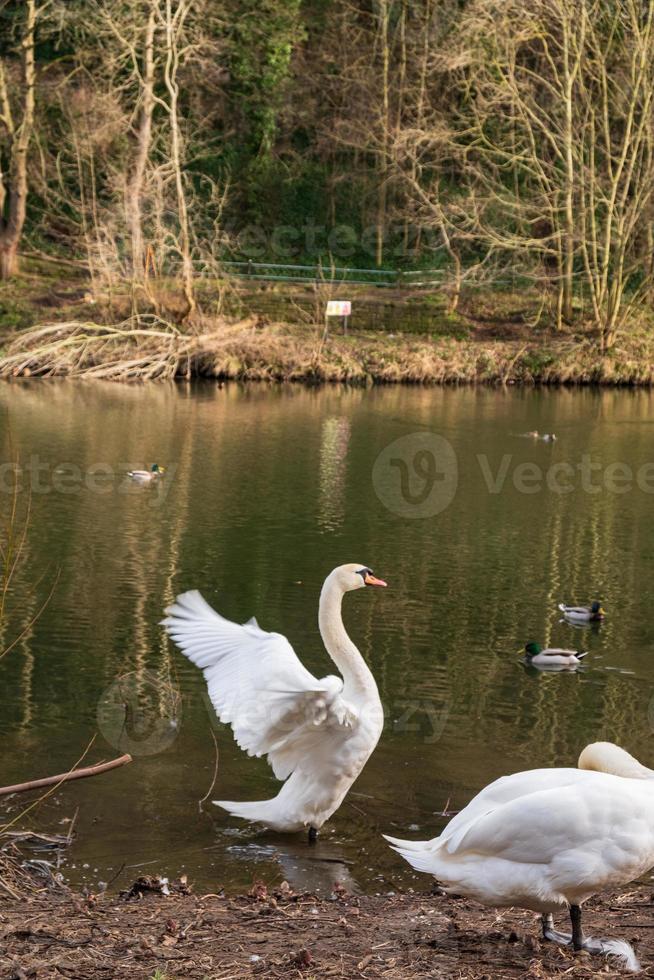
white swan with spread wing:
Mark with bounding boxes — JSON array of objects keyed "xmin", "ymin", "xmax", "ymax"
[
  {"xmin": 163, "ymin": 564, "xmax": 386, "ymax": 839},
  {"xmin": 385, "ymin": 742, "xmax": 653, "ymax": 972}
]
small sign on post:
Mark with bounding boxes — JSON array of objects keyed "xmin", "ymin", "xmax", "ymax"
[{"xmin": 324, "ymin": 300, "xmax": 352, "ymax": 340}]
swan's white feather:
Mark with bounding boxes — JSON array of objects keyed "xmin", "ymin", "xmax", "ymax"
[
  {"xmin": 162, "ymin": 589, "xmax": 357, "ymax": 781},
  {"xmin": 599, "ymin": 939, "xmax": 640, "ymax": 973}
]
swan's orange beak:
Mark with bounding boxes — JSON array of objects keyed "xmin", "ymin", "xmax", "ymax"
[{"xmin": 364, "ymin": 572, "xmax": 387, "ymax": 587}]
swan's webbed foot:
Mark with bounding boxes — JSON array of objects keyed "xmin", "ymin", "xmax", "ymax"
[
  {"xmin": 541, "ymin": 911, "xmax": 640, "ymax": 972},
  {"xmin": 541, "ymin": 914, "xmax": 571, "ymax": 946},
  {"xmin": 308, "ymin": 826, "xmax": 318, "ymax": 844}
]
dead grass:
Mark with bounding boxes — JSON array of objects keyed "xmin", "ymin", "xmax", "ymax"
[
  {"xmin": 0, "ymin": 843, "xmax": 41, "ymax": 900},
  {"xmin": 0, "ymin": 317, "xmax": 190, "ymax": 381},
  {"xmin": 2, "ymin": 315, "xmax": 654, "ymax": 384}
]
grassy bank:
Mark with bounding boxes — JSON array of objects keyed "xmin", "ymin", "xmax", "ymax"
[
  {"xmin": 1, "ymin": 265, "xmax": 654, "ymax": 384},
  {"xmin": 4, "ymin": 316, "xmax": 654, "ymax": 385}
]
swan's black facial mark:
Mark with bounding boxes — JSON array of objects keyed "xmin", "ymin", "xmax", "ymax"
[{"xmin": 357, "ymin": 568, "xmax": 388, "ymax": 588}]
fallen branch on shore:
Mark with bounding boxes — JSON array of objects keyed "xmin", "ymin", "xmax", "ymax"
[
  {"xmin": 0, "ymin": 317, "xmax": 194, "ymax": 381},
  {"xmin": 0, "ymin": 754, "xmax": 132, "ymax": 798}
]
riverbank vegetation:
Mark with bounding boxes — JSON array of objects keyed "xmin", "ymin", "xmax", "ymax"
[
  {"xmin": 1, "ymin": 0, "xmax": 654, "ymax": 373},
  {"xmin": 4, "ymin": 267, "xmax": 654, "ymax": 384}
]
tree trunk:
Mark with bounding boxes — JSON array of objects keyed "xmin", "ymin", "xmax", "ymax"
[
  {"xmin": 0, "ymin": 0, "xmax": 36, "ymax": 282},
  {"xmin": 561, "ymin": 11, "xmax": 577, "ymax": 324},
  {"xmin": 376, "ymin": 0, "xmax": 390, "ymax": 268},
  {"xmin": 0, "ymin": 241, "xmax": 18, "ymax": 280},
  {"xmin": 162, "ymin": 0, "xmax": 196, "ymax": 323},
  {"xmin": 126, "ymin": 4, "xmax": 157, "ymax": 281}
]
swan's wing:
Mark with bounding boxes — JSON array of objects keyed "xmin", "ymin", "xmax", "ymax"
[
  {"xmin": 437, "ymin": 768, "xmax": 584, "ymax": 852},
  {"xmin": 162, "ymin": 590, "xmax": 358, "ymax": 779},
  {"xmin": 443, "ymin": 776, "xmax": 629, "ymax": 863}
]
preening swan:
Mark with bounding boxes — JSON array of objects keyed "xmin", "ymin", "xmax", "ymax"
[
  {"xmin": 163, "ymin": 564, "xmax": 386, "ymax": 839},
  {"xmin": 385, "ymin": 742, "xmax": 653, "ymax": 973}
]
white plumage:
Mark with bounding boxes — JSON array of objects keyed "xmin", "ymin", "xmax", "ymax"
[
  {"xmin": 162, "ymin": 564, "xmax": 386, "ymax": 833},
  {"xmin": 385, "ymin": 742, "xmax": 651, "ymax": 973}
]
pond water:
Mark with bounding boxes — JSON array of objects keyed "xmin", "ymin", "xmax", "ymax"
[{"xmin": 1, "ymin": 382, "xmax": 654, "ymax": 896}]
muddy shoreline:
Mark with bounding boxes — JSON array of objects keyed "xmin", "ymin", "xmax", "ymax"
[{"xmin": 1, "ymin": 876, "xmax": 652, "ymax": 978}]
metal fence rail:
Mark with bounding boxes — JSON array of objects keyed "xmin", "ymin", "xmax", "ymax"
[{"xmin": 220, "ymin": 261, "xmax": 447, "ymax": 288}]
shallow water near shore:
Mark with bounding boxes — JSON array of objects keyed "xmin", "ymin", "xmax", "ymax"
[{"xmin": 1, "ymin": 382, "xmax": 654, "ymax": 895}]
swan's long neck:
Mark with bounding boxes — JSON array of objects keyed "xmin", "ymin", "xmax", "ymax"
[
  {"xmin": 578, "ymin": 742, "xmax": 654, "ymax": 779},
  {"xmin": 318, "ymin": 575, "xmax": 376, "ymax": 695}
]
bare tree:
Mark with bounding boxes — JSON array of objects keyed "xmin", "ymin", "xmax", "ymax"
[
  {"xmin": 0, "ymin": 0, "xmax": 37, "ymax": 279},
  {"xmin": 124, "ymin": 3, "xmax": 158, "ymax": 281},
  {"xmin": 158, "ymin": 0, "xmax": 196, "ymax": 319},
  {"xmin": 406, "ymin": 0, "xmax": 654, "ymax": 347}
]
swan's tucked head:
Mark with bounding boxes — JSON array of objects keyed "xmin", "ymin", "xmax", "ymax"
[
  {"xmin": 331, "ymin": 563, "xmax": 387, "ymax": 593},
  {"xmin": 578, "ymin": 741, "xmax": 654, "ymax": 779}
]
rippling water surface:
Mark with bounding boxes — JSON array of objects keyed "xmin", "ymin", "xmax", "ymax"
[{"xmin": 1, "ymin": 382, "xmax": 653, "ymax": 894}]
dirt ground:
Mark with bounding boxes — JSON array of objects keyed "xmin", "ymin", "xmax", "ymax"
[{"xmin": 1, "ymin": 875, "xmax": 654, "ymax": 980}]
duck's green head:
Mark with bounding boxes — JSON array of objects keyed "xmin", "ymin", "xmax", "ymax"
[
  {"xmin": 591, "ymin": 601, "xmax": 605, "ymax": 619},
  {"xmin": 151, "ymin": 464, "xmax": 164, "ymax": 473},
  {"xmin": 524, "ymin": 642, "xmax": 542, "ymax": 659}
]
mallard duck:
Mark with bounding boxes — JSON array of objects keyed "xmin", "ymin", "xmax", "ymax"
[
  {"xmin": 523, "ymin": 642, "xmax": 586, "ymax": 668},
  {"xmin": 558, "ymin": 601, "xmax": 605, "ymax": 623},
  {"xmin": 384, "ymin": 742, "xmax": 651, "ymax": 972},
  {"xmin": 127, "ymin": 464, "xmax": 165, "ymax": 482},
  {"xmin": 162, "ymin": 564, "xmax": 387, "ymax": 840},
  {"xmin": 541, "ymin": 433, "xmax": 557, "ymax": 442}
]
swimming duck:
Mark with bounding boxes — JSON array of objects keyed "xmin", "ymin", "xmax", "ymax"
[
  {"xmin": 523, "ymin": 642, "xmax": 586, "ymax": 668},
  {"xmin": 162, "ymin": 564, "xmax": 387, "ymax": 840},
  {"xmin": 559, "ymin": 601, "xmax": 605, "ymax": 623},
  {"xmin": 384, "ymin": 741, "xmax": 650, "ymax": 972},
  {"xmin": 127, "ymin": 464, "xmax": 165, "ymax": 482},
  {"xmin": 541, "ymin": 433, "xmax": 557, "ymax": 442}
]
